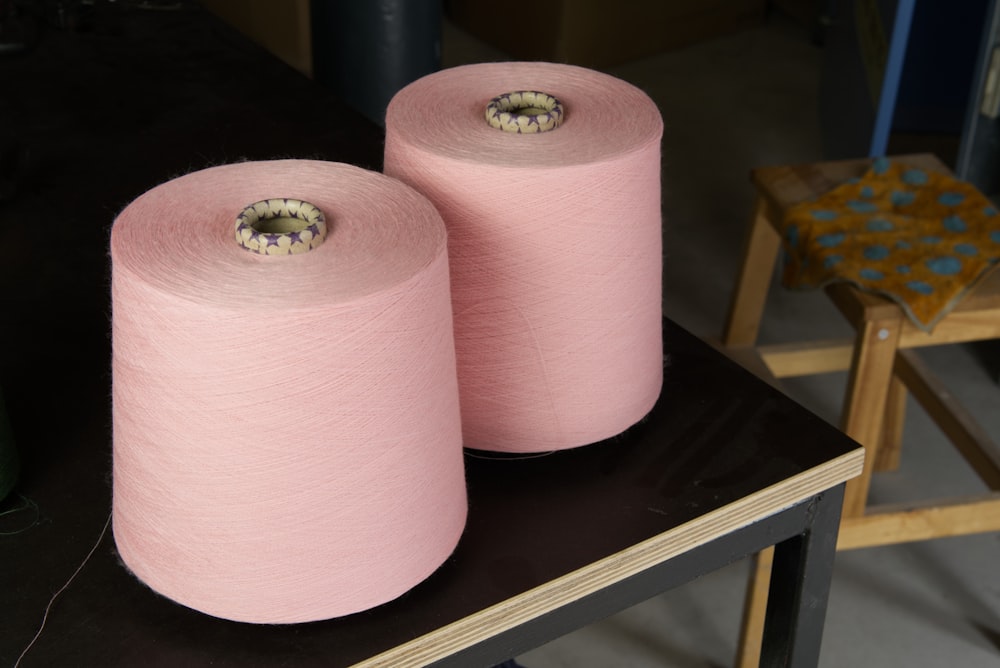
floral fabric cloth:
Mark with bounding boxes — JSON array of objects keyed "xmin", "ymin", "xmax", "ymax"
[{"xmin": 781, "ymin": 157, "xmax": 1000, "ymax": 330}]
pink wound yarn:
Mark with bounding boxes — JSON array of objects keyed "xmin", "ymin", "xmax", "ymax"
[
  {"xmin": 110, "ymin": 160, "xmax": 467, "ymax": 623},
  {"xmin": 384, "ymin": 62, "xmax": 664, "ymax": 453}
]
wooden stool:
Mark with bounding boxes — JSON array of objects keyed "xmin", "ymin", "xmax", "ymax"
[{"xmin": 721, "ymin": 154, "xmax": 1000, "ymax": 667}]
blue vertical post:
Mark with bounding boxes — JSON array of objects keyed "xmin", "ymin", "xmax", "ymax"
[{"xmin": 869, "ymin": 0, "xmax": 917, "ymax": 156}]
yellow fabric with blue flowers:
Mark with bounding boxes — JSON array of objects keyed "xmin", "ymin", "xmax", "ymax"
[{"xmin": 782, "ymin": 157, "xmax": 1000, "ymax": 331}]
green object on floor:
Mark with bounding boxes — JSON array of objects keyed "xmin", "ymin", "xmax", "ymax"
[{"xmin": 0, "ymin": 385, "xmax": 18, "ymax": 502}]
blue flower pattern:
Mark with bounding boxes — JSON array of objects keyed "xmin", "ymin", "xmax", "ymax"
[{"xmin": 780, "ymin": 158, "xmax": 1000, "ymax": 330}]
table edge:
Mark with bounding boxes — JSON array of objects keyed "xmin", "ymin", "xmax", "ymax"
[{"xmin": 353, "ymin": 447, "xmax": 865, "ymax": 667}]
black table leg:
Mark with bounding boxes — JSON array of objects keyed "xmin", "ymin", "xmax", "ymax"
[{"xmin": 759, "ymin": 483, "xmax": 846, "ymax": 667}]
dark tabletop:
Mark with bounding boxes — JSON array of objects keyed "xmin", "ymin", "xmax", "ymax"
[{"xmin": 0, "ymin": 4, "xmax": 858, "ymax": 666}]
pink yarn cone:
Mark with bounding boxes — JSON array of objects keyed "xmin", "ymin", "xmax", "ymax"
[
  {"xmin": 110, "ymin": 160, "xmax": 467, "ymax": 623},
  {"xmin": 385, "ymin": 62, "xmax": 664, "ymax": 453}
]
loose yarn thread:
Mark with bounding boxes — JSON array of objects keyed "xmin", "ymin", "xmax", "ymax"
[
  {"xmin": 384, "ymin": 62, "xmax": 664, "ymax": 453},
  {"xmin": 0, "ymin": 494, "xmax": 39, "ymax": 536},
  {"xmin": 111, "ymin": 160, "xmax": 467, "ymax": 623},
  {"xmin": 15, "ymin": 511, "xmax": 111, "ymax": 668}
]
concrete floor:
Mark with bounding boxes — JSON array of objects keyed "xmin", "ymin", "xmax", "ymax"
[{"xmin": 443, "ymin": 11, "xmax": 1000, "ymax": 668}]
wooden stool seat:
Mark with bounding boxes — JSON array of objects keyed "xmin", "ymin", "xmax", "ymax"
[{"xmin": 721, "ymin": 154, "xmax": 1000, "ymax": 667}]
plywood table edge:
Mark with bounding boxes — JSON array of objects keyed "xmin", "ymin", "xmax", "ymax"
[{"xmin": 352, "ymin": 448, "xmax": 865, "ymax": 667}]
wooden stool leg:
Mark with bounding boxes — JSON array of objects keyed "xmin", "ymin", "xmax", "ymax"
[
  {"xmin": 895, "ymin": 349, "xmax": 1000, "ymax": 489},
  {"xmin": 722, "ymin": 197, "xmax": 782, "ymax": 347},
  {"xmin": 841, "ymin": 317, "xmax": 903, "ymax": 518},
  {"xmin": 735, "ymin": 546, "xmax": 774, "ymax": 668},
  {"xmin": 873, "ymin": 375, "xmax": 906, "ymax": 472}
]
